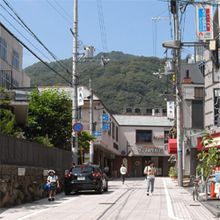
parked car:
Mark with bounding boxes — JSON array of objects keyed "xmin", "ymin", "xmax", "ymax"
[{"xmin": 64, "ymin": 164, "xmax": 108, "ymax": 195}]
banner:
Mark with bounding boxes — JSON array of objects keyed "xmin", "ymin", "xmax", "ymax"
[
  {"xmin": 167, "ymin": 101, "xmax": 175, "ymax": 119},
  {"xmin": 196, "ymin": 5, "xmax": 213, "ymax": 40}
]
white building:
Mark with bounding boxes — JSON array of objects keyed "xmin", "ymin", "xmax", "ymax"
[{"xmin": 0, "ymin": 22, "xmax": 30, "ymax": 88}]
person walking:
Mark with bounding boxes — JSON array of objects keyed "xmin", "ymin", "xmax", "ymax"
[
  {"xmin": 47, "ymin": 170, "xmax": 60, "ymax": 201},
  {"xmin": 120, "ymin": 164, "xmax": 127, "ymax": 184},
  {"xmin": 144, "ymin": 161, "xmax": 156, "ymax": 196}
]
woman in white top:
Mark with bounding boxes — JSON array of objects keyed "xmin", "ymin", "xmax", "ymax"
[
  {"xmin": 144, "ymin": 161, "xmax": 156, "ymax": 196},
  {"xmin": 47, "ymin": 170, "xmax": 60, "ymax": 201},
  {"xmin": 120, "ymin": 164, "xmax": 127, "ymax": 184}
]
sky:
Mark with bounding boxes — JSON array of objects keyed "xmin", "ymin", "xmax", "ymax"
[{"xmin": 0, "ymin": 0, "xmax": 197, "ymax": 68}]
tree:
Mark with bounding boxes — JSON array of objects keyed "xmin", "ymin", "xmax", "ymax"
[
  {"xmin": 0, "ymin": 87, "xmax": 20, "ymax": 136},
  {"xmin": 196, "ymin": 133, "xmax": 219, "ymax": 200},
  {"xmin": 78, "ymin": 131, "xmax": 96, "ymax": 164},
  {"xmin": 25, "ymin": 89, "xmax": 72, "ymax": 149}
]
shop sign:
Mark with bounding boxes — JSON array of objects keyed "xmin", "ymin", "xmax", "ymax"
[{"xmin": 137, "ymin": 146, "xmax": 164, "ymax": 154}]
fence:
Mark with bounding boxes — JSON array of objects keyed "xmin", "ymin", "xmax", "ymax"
[{"xmin": 0, "ymin": 135, "xmax": 72, "ymax": 170}]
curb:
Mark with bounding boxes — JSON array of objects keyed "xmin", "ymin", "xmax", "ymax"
[{"xmin": 201, "ymin": 201, "xmax": 220, "ymax": 217}]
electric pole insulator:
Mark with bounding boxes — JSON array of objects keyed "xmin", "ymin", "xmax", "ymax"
[{"xmin": 170, "ymin": 0, "xmax": 176, "ymax": 14}]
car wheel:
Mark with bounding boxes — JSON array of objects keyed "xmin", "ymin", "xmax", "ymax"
[
  {"xmin": 64, "ymin": 188, "xmax": 71, "ymax": 195},
  {"xmin": 103, "ymin": 180, "xmax": 108, "ymax": 192},
  {"xmin": 96, "ymin": 182, "xmax": 103, "ymax": 194}
]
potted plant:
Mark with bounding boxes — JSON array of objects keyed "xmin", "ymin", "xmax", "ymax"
[{"xmin": 169, "ymin": 166, "xmax": 177, "ymax": 179}]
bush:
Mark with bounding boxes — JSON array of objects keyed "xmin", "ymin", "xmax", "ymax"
[{"xmin": 169, "ymin": 166, "xmax": 177, "ymax": 178}]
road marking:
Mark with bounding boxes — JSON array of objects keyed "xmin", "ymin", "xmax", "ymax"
[
  {"xmin": 163, "ymin": 179, "xmax": 179, "ymax": 220},
  {"xmin": 17, "ymin": 196, "xmax": 77, "ymax": 220}
]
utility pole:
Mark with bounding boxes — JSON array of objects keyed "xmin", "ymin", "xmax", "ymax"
[
  {"xmin": 72, "ymin": 0, "xmax": 79, "ymax": 164},
  {"xmin": 89, "ymin": 78, "xmax": 94, "ymax": 163},
  {"xmin": 172, "ymin": 0, "xmax": 183, "ymax": 186}
]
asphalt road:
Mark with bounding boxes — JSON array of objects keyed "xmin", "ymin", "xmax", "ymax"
[{"xmin": 0, "ymin": 178, "xmax": 216, "ymax": 220}]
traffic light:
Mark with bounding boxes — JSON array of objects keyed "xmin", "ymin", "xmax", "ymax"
[{"xmin": 172, "ymin": 73, "xmax": 176, "ymax": 83}]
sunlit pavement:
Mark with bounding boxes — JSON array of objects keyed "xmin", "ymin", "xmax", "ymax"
[{"xmin": 0, "ymin": 177, "xmax": 217, "ymax": 220}]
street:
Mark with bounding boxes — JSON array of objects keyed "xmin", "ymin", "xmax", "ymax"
[{"xmin": 0, "ymin": 178, "xmax": 217, "ymax": 220}]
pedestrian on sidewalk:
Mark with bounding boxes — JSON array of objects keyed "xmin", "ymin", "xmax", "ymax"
[
  {"xmin": 120, "ymin": 163, "xmax": 127, "ymax": 184},
  {"xmin": 47, "ymin": 169, "xmax": 60, "ymax": 201},
  {"xmin": 144, "ymin": 161, "xmax": 156, "ymax": 196}
]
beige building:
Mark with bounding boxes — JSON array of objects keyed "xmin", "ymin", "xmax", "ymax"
[
  {"xmin": 113, "ymin": 115, "xmax": 173, "ymax": 176},
  {"xmin": 0, "ymin": 22, "xmax": 30, "ymax": 88}
]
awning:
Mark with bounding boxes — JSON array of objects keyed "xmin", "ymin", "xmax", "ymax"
[
  {"xmin": 168, "ymin": 139, "xmax": 177, "ymax": 154},
  {"xmin": 197, "ymin": 133, "xmax": 220, "ymax": 151}
]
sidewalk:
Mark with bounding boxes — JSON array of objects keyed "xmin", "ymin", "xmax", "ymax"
[
  {"xmin": 165, "ymin": 178, "xmax": 219, "ymax": 219},
  {"xmin": 183, "ymin": 180, "xmax": 220, "ymax": 217}
]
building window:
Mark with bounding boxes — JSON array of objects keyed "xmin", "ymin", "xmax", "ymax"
[
  {"xmin": 194, "ymin": 88, "xmax": 204, "ymax": 99},
  {"xmin": 146, "ymin": 109, "xmax": 152, "ymax": 115},
  {"xmin": 135, "ymin": 108, "xmax": 141, "ymax": 114},
  {"xmin": 116, "ymin": 126, "xmax": 118, "ymax": 141},
  {"xmin": 113, "ymin": 143, "xmax": 118, "ymax": 150},
  {"xmin": 164, "ymin": 130, "xmax": 169, "ymax": 144},
  {"xmin": 126, "ymin": 108, "xmax": 132, "ymax": 113},
  {"xmin": 0, "ymin": 37, "xmax": 7, "ymax": 61},
  {"xmin": 214, "ymin": 89, "xmax": 220, "ymax": 126},
  {"xmin": 112, "ymin": 122, "xmax": 115, "ymax": 139},
  {"xmin": 192, "ymin": 100, "xmax": 203, "ymax": 129},
  {"xmin": 136, "ymin": 130, "xmax": 152, "ymax": 143},
  {"xmin": 12, "ymin": 50, "xmax": 20, "ymax": 70},
  {"xmin": 155, "ymin": 109, "xmax": 159, "ymax": 114}
]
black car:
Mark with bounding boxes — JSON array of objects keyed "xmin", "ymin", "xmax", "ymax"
[{"xmin": 64, "ymin": 164, "xmax": 108, "ymax": 195}]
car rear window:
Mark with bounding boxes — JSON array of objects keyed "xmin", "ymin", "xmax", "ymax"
[{"xmin": 71, "ymin": 166, "xmax": 93, "ymax": 174}]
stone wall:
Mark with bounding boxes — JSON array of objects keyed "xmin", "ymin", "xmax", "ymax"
[{"xmin": 0, "ymin": 165, "xmax": 65, "ymax": 207}]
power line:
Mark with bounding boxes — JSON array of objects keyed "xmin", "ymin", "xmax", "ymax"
[
  {"xmin": 46, "ymin": 0, "xmax": 72, "ymax": 26},
  {"xmin": 2, "ymin": 0, "xmax": 71, "ymax": 75},
  {"xmin": 54, "ymin": 0, "xmax": 72, "ymax": 21},
  {"xmin": 96, "ymin": 0, "xmax": 108, "ymax": 52},
  {"xmin": 0, "ymin": 21, "xmax": 71, "ymax": 85}
]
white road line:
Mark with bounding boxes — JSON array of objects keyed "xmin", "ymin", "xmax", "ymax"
[
  {"xmin": 163, "ymin": 179, "xmax": 180, "ymax": 220},
  {"xmin": 17, "ymin": 196, "xmax": 77, "ymax": 220}
]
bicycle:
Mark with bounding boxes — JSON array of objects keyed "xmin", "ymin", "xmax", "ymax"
[{"xmin": 191, "ymin": 175, "xmax": 201, "ymax": 201}]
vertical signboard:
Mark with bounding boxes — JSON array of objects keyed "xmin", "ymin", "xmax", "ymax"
[
  {"xmin": 196, "ymin": 5, "xmax": 213, "ymax": 40},
  {"xmin": 167, "ymin": 101, "xmax": 175, "ymax": 120},
  {"xmin": 78, "ymin": 87, "xmax": 84, "ymax": 106}
]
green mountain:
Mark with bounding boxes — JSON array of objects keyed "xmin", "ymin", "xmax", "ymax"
[{"xmin": 25, "ymin": 51, "xmax": 169, "ymax": 114}]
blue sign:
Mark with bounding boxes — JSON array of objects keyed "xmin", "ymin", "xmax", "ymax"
[
  {"xmin": 196, "ymin": 5, "xmax": 212, "ymax": 40},
  {"xmin": 93, "ymin": 131, "xmax": 102, "ymax": 137},
  {"xmin": 73, "ymin": 123, "xmax": 83, "ymax": 132},
  {"xmin": 102, "ymin": 123, "xmax": 110, "ymax": 131},
  {"xmin": 102, "ymin": 113, "xmax": 109, "ymax": 122}
]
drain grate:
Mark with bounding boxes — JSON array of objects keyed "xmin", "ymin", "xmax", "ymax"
[{"xmin": 189, "ymin": 204, "xmax": 201, "ymax": 206}]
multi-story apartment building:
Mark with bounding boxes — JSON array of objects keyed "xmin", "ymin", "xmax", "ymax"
[
  {"xmin": 180, "ymin": 63, "xmax": 204, "ymax": 176},
  {"xmin": 0, "ymin": 22, "xmax": 30, "ymax": 89}
]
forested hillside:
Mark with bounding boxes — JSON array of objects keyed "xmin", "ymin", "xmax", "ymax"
[{"xmin": 25, "ymin": 51, "xmax": 169, "ymax": 114}]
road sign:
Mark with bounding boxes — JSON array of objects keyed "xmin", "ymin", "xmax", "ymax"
[
  {"xmin": 73, "ymin": 122, "xmax": 83, "ymax": 132},
  {"xmin": 102, "ymin": 123, "xmax": 110, "ymax": 131},
  {"xmin": 196, "ymin": 5, "xmax": 213, "ymax": 40},
  {"xmin": 102, "ymin": 113, "xmax": 109, "ymax": 122},
  {"xmin": 93, "ymin": 131, "xmax": 102, "ymax": 137}
]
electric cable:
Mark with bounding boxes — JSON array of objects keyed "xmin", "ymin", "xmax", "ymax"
[
  {"xmin": 2, "ymin": 0, "xmax": 71, "ymax": 75},
  {"xmin": 96, "ymin": 0, "xmax": 108, "ymax": 52},
  {"xmin": 46, "ymin": 0, "xmax": 72, "ymax": 26}
]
